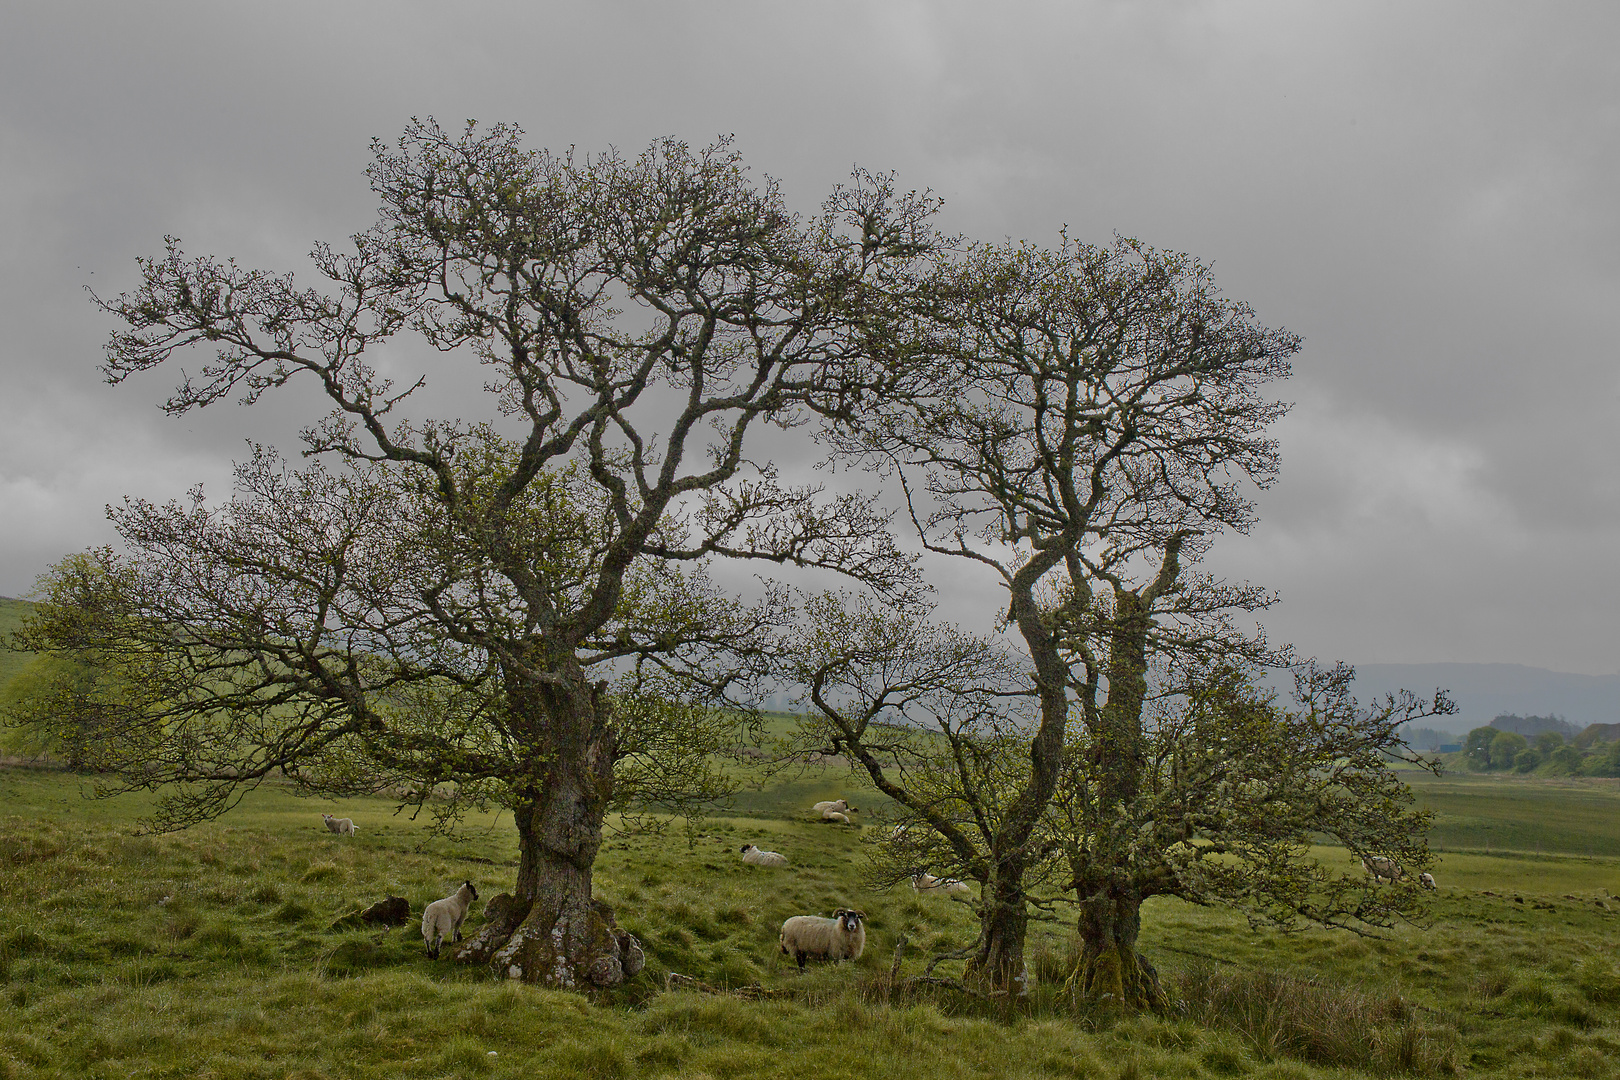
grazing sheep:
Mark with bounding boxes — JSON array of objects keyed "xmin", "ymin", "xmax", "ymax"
[
  {"xmin": 322, "ymin": 814, "xmax": 357, "ymax": 836},
  {"xmin": 422, "ymin": 881, "xmax": 478, "ymax": 959},
  {"xmin": 1419, "ymin": 871, "xmax": 1436, "ymax": 890},
  {"xmin": 812, "ymin": 799, "xmax": 857, "ymax": 815},
  {"xmin": 1361, "ymin": 855, "xmax": 1402, "ymax": 883},
  {"xmin": 739, "ymin": 844, "xmax": 788, "ymax": 867},
  {"xmin": 821, "ymin": 809, "xmax": 851, "ymax": 825},
  {"xmin": 910, "ymin": 873, "xmax": 971, "ymax": 896},
  {"xmin": 779, "ymin": 909, "xmax": 866, "ymax": 970}
]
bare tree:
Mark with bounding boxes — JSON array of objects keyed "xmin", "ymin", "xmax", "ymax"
[
  {"xmin": 23, "ymin": 121, "xmax": 934, "ymax": 989},
  {"xmin": 777, "ymin": 592, "xmax": 1050, "ymax": 987},
  {"xmin": 823, "ymin": 235, "xmax": 1299, "ymax": 991}
]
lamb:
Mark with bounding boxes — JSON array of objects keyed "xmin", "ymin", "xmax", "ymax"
[
  {"xmin": 910, "ymin": 872, "xmax": 971, "ymax": 896},
  {"xmin": 812, "ymin": 799, "xmax": 857, "ymax": 815},
  {"xmin": 321, "ymin": 814, "xmax": 357, "ymax": 837},
  {"xmin": 739, "ymin": 844, "xmax": 788, "ymax": 867},
  {"xmin": 1361, "ymin": 855, "xmax": 1402, "ymax": 883},
  {"xmin": 421, "ymin": 880, "xmax": 478, "ymax": 959},
  {"xmin": 1419, "ymin": 871, "xmax": 1437, "ymax": 890},
  {"xmin": 779, "ymin": 909, "xmax": 866, "ymax": 970},
  {"xmin": 821, "ymin": 809, "xmax": 851, "ymax": 825}
]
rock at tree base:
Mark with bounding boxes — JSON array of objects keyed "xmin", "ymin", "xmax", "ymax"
[{"xmin": 455, "ymin": 894, "xmax": 643, "ymax": 988}]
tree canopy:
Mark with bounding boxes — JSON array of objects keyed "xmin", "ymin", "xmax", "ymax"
[
  {"xmin": 7, "ymin": 119, "xmax": 1455, "ymax": 1003},
  {"xmin": 14, "ymin": 120, "xmax": 934, "ymax": 989}
]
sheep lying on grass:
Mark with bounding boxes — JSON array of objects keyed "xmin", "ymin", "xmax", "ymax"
[
  {"xmin": 739, "ymin": 844, "xmax": 788, "ymax": 867},
  {"xmin": 779, "ymin": 909, "xmax": 866, "ymax": 971},
  {"xmin": 812, "ymin": 799, "xmax": 857, "ymax": 815},
  {"xmin": 1361, "ymin": 855, "xmax": 1402, "ymax": 883},
  {"xmin": 1419, "ymin": 871, "xmax": 1437, "ymax": 890},
  {"xmin": 422, "ymin": 881, "xmax": 478, "ymax": 959},
  {"xmin": 321, "ymin": 814, "xmax": 357, "ymax": 837},
  {"xmin": 910, "ymin": 873, "xmax": 971, "ymax": 896},
  {"xmin": 821, "ymin": 810, "xmax": 851, "ymax": 825}
]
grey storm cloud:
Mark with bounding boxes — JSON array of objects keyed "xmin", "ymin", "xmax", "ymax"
[{"xmin": 1, "ymin": 1, "xmax": 1616, "ymax": 674}]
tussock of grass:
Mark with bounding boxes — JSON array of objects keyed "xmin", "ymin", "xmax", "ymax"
[{"xmin": 1172, "ymin": 961, "xmax": 1460, "ymax": 1075}]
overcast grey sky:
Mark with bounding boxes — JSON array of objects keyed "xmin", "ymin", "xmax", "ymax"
[{"xmin": 2, "ymin": 1, "xmax": 1616, "ymax": 674}]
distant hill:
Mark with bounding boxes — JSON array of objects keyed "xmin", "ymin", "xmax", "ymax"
[{"xmin": 1349, "ymin": 662, "xmax": 1620, "ymax": 735}]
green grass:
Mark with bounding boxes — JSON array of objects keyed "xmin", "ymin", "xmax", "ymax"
[
  {"xmin": 1410, "ymin": 770, "xmax": 1620, "ymax": 857},
  {"xmin": 0, "ymin": 597, "xmax": 36, "ymax": 692},
  {"xmin": 4, "ymin": 763, "xmax": 1620, "ymax": 1078}
]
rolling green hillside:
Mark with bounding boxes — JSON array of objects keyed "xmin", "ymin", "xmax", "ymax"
[{"xmin": 0, "ymin": 596, "xmax": 35, "ymax": 690}]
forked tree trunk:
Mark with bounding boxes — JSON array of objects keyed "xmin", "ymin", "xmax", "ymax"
[
  {"xmin": 1065, "ymin": 585, "xmax": 1163, "ymax": 1010},
  {"xmin": 455, "ymin": 674, "xmax": 644, "ymax": 988},
  {"xmin": 1072, "ymin": 885, "xmax": 1163, "ymax": 1010}
]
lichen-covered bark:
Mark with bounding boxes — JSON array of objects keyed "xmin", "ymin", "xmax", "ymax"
[
  {"xmin": 965, "ymin": 870, "xmax": 1031, "ymax": 992},
  {"xmin": 454, "ymin": 669, "xmax": 642, "ymax": 988},
  {"xmin": 1073, "ymin": 886, "xmax": 1164, "ymax": 1010}
]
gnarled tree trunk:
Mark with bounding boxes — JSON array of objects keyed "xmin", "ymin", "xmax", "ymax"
[
  {"xmin": 964, "ymin": 867, "xmax": 1031, "ymax": 993},
  {"xmin": 1072, "ymin": 884, "xmax": 1163, "ymax": 1010},
  {"xmin": 455, "ymin": 674, "xmax": 643, "ymax": 988}
]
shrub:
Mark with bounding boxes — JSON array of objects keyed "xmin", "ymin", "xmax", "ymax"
[
  {"xmin": 1548, "ymin": 745, "xmax": 1585, "ymax": 775},
  {"xmin": 1489, "ymin": 731, "xmax": 1528, "ymax": 770}
]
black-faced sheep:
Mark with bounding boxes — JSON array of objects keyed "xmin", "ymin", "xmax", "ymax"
[
  {"xmin": 779, "ymin": 909, "xmax": 866, "ymax": 971},
  {"xmin": 910, "ymin": 873, "xmax": 971, "ymax": 896},
  {"xmin": 812, "ymin": 799, "xmax": 857, "ymax": 815},
  {"xmin": 322, "ymin": 814, "xmax": 357, "ymax": 837},
  {"xmin": 1419, "ymin": 871, "xmax": 1436, "ymax": 890},
  {"xmin": 1361, "ymin": 855, "xmax": 1402, "ymax": 883},
  {"xmin": 739, "ymin": 844, "xmax": 788, "ymax": 867},
  {"xmin": 422, "ymin": 880, "xmax": 478, "ymax": 959}
]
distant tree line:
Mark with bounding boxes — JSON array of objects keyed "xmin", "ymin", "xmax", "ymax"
[
  {"xmin": 1463, "ymin": 715, "xmax": 1620, "ymax": 776},
  {"xmin": 1487, "ymin": 713, "xmax": 1581, "ymax": 739}
]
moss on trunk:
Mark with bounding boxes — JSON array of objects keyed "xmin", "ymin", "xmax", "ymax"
[{"xmin": 1071, "ymin": 886, "xmax": 1164, "ymax": 1010}]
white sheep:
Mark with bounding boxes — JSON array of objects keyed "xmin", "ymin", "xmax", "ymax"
[
  {"xmin": 821, "ymin": 809, "xmax": 851, "ymax": 825},
  {"xmin": 1361, "ymin": 855, "xmax": 1402, "ymax": 883},
  {"xmin": 910, "ymin": 872, "xmax": 971, "ymax": 896},
  {"xmin": 812, "ymin": 799, "xmax": 857, "ymax": 815},
  {"xmin": 322, "ymin": 814, "xmax": 357, "ymax": 837},
  {"xmin": 1419, "ymin": 871, "xmax": 1436, "ymax": 890},
  {"xmin": 739, "ymin": 844, "xmax": 788, "ymax": 867},
  {"xmin": 779, "ymin": 909, "xmax": 866, "ymax": 971},
  {"xmin": 422, "ymin": 880, "xmax": 478, "ymax": 959}
]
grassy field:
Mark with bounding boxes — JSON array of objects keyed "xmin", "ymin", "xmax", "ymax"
[
  {"xmin": 0, "ymin": 597, "xmax": 36, "ymax": 691},
  {"xmin": 4, "ymin": 762, "xmax": 1620, "ymax": 1080}
]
